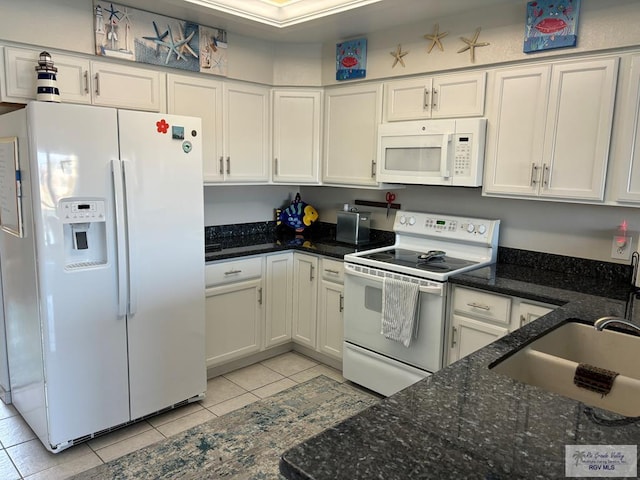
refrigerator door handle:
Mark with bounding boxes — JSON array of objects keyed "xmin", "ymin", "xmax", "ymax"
[
  {"xmin": 122, "ymin": 160, "xmax": 138, "ymax": 316},
  {"xmin": 111, "ymin": 159, "xmax": 128, "ymax": 317}
]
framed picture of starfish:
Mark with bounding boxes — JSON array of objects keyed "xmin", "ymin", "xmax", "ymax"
[
  {"xmin": 524, "ymin": 0, "xmax": 581, "ymax": 53},
  {"xmin": 93, "ymin": 1, "xmax": 228, "ymax": 76},
  {"xmin": 336, "ymin": 38, "xmax": 367, "ymax": 81}
]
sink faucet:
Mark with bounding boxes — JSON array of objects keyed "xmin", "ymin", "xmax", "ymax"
[{"xmin": 594, "ymin": 316, "xmax": 640, "ymax": 333}]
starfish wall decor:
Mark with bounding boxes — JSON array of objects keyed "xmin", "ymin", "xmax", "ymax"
[
  {"xmin": 457, "ymin": 27, "xmax": 490, "ymax": 63},
  {"xmin": 390, "ymin": 44, "xmax": 408, "ymax": 68},
  {"xmin": 424, "ymin": 23, "xmax": 448, "ymax": 53}
]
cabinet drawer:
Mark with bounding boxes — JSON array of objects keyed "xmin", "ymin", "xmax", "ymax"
[
  {"xmin": 321, "ymin": 258, "xmax": 344, "ymax": 283},
  {"xmin": 452, "ymin": 287, "xmax": 511, "ymax": 324},
  {"xmin": 206, "ymin": 257, "xmax": 262, "ymax": 287}
]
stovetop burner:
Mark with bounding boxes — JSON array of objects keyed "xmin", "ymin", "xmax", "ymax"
[{"xmin": 359, "ymin": 248, "xmax": 477, "ymax": 273}]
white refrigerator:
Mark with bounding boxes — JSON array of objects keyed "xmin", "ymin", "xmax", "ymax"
[{"xmin": 0, "ymin": 101, "xmax": 206, "ymax": 453}]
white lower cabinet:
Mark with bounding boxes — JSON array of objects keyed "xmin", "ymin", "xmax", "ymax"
[
  {"xmin": 291, "ymin": 253, "xmax": 319, "ymax": 348},
  {"xmin": 448, "ymin": 285, "xmax": 556, "ymax": 365},
  {"xmin": 205, "ymin": 257, "xmax": 263, "ymax": 367},
  {"xmin": 317, "ymin": 259, "xmax": 345, "ymax": 360},
  {"xmin": 264, "ymin": 253, "xmax": 294, "ymax": 348}
]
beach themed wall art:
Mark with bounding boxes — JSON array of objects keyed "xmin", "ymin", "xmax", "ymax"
[
  {"xmin": 93, "ymin": 1, "xmax": 228, "ymax": 76},
  {"xmin": 336, "ymin": 38, "xmax": 367, "ymax": 81},
  {"xmin": 524, "ymin": 0, "xmax": 581, "ymax": 53}
]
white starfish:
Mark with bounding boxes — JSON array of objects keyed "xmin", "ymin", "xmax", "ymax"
[
  {"xmin": 176, "ymin": 23, "xmax": 198, "ymax": 59},
  {"xmin": 457, "ymin": 27, "xmax": 490, "ymax": 63},
  {"xmin": 424, "ymin": 23, "xmax": 448, "ymax": 53}
]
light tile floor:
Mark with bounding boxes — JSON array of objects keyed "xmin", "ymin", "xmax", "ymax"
[{"xmin": 0, "ymin": 352, "xmax": 345, "ymax": 479}]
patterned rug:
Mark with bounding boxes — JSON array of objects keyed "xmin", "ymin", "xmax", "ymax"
[{"xmin": 70, "ymin": 375, "xmax": 378, "ymax": 480}]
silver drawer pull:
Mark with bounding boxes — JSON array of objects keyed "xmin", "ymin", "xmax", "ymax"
[
  {"xmin": 325, "ymin": 269, "xmax": 340, "ymax": 275},
  {"xmin": 224, "ymin": 269, "xmax": 242, "ymax": 275},
  {"xmin": 467, "ymin": 302, "xmax": 490, "ymax": 311},
  {"xmin": 451, "ymin": 326, "xmax": 457, "ymax": 348}
]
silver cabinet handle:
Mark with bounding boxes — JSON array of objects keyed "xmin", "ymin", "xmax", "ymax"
[
  {"xmin": 542, "ymin": 163, "xmax": 550, "ymax": 187},
  {"xmin": 325, "ymin": 269, "xmax": 340, "ymax": 275},
  {"xmin": 83, "ymin": 71, "xmax": 89, "ymax": 94},
  {"xmin": 310, "ymin": 264, "xmax": 315, "ymax": 281},
  {"xmin": 530, "ymin": 163, "xmax": 538, "ymax": 186},
  {"xmin": 226, "ymin": 157, "xmax": 230, "ymax": 175},
  {"xmin": 224, "ymin": 269, "xmax": 242, "ymax": 275},
  {"xmin": 274, "ymin": 157, "xmax": 279, "ymax": 176},
  {"xmin": 451, "ymin": 326, "xmax": 457, "ymax": 348},
  {"xmin": 467, "ymin": 302, "xmax": 490, "ymax": 311},
  {"xmin": 258, "ymin": 287, "xmax": 263, "ymax": 305},
  {"xmin": 520, "ymin": 314, "xmax": 526, "ymax": 327},
  {"xmin": 94, "ymin": 73, "xmax": 100, "ymax": 96},
  {"xmin": 339, "ymin": 294, "xmax": 344, "ymax": 312},
  {"xmin": 424, "ymin": 88, "xmax": 430, "ymax": 109},
  {"xmin": 219, "ymin": 156, "xmax": 224, "ymax": 175},
  {"xmin": 371, "ymin": 160, "xmax": 376, "ymax": 178},
  {"xmin": 432, "ymin": 89, "xmax": 438, "ymax": 109}
]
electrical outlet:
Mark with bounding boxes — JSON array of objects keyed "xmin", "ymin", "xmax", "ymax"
[{"xmin": 611, "ymin": 235, "xmax": 633, "ymax": 261}]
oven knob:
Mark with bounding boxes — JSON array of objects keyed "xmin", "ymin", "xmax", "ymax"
[
  {"xmin": 399, "ymin": 215, "xmax": 407, "ymax": 225},
  {"xmin": 466, "ymin": 223, "xmax": 475, "ymax": 233},
  {"xmin": 477, "ymin": 224, "xmax": 487, "ymax": 235},
  {"xmin": 408, "ymin": 216, "xmax": 416, "ymax": 225}
]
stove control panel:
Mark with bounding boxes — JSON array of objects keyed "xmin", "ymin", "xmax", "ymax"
[{"xmin": 395, "ymin": 211, "xmax": 499, "ymax": 243}]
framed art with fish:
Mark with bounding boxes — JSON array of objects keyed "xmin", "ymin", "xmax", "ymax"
[
  {"xmin": 336, "ymin": 38, "xmax": 367, "ymax": 80},
  {"xmin": 523, "ymin": 0, "xmax": 581, "ymax": 53}
]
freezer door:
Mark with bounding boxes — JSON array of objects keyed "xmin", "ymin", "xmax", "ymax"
[
  {"xmin": 117, "ymin": 110, "xmax": 206, "ymax": 419},
  {"xmin": 25, "ymin": 102, "xmax": 130, "ymax": 447}
]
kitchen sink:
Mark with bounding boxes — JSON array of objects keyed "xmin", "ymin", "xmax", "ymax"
[{"xmin": 490, "ymin": 320, "xmax": 640, "ymax": 417}]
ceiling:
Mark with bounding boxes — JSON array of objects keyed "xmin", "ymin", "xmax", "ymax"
[{"xmin": 122, "ymin": 0, "xmax": 517, "ymax": 43}]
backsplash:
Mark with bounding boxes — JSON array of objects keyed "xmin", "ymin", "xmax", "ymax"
[{"xmin": 498, "ymin": 247, "xmax": 634, "ymax": 285}]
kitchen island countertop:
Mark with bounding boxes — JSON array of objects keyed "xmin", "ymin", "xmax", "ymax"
[{"xmin": 279, "ymin": 259, "xmax": 640, "ymax": 479}]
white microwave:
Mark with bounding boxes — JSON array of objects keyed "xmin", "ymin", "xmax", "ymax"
[{"xmin": 377, "ymin": 118, "xmax": 486, "ymax": 186}]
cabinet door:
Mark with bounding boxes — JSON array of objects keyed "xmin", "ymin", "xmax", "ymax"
[
  {"xmin": 272, "ymin": 89, "xmax": 321, "ymax": 184},
  {"xmin": 514, "ymin": 301, "xmax": 554, "ymax": 330},
  {"xmin": 224, "ymin": 82, "xmax": 270, "ymax": 182},
  {"xmin": 384, "ymin": 77, "xmax": 432, "ymax": 121},
  {"xmin": 432, "ymin": 71, "xmax": 486, "ymax": 118},
  {"xmin": 448, "ymin": 314, "xmax": 508, "ymax": 365},
  {"xmin": 205, "ymin": 279, "xmax": 262, "ymax": 367},
  {"xmin": 91, "ymin": 61, "xmax": 164, "ymax": 111},
  {"xmin": 264, "ymin": 253, "xmax": 293, "ymax": 348},
  {"xmin": 540, "ymin": 58, "xmax": 618, "ymax": 200},
  {"xmin": 483, "ymin": 65, "xmax": 550, "ymax": 196},
  {"xmin": 317, "ymin": 279, "xmax": 344, "ymax": 360},
  {"xmin": 616, "ymin": 55, "xmax": 640, "ymax": 202},
  {"xmin": 167, "ymin": 74, "xmax": 223, "ymax": 182},
  {"xmin": 323, "ymin": 83, "xmax": 382, "ymax": 186},
  {"xmin": 292, "ymin": 253, "xmax": 318, "ymax": 348},
  {"xmin": 3, "ymin": 47, "xmax": 91, "ymax": 104}
]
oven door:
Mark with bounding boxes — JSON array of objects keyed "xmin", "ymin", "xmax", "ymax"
[{"xmin": 343, "ymin": 264, "xmax": 446, "ymax": 395}]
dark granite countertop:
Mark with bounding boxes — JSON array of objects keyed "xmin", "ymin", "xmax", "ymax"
[{"xmin": 279, "ymin": 249, "xmax": 640, "ymax": 479}]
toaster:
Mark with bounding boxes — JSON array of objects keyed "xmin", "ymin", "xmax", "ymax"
[{"xmin": 336, "ymin": 210, "xmax": 371, "ymax": 245}]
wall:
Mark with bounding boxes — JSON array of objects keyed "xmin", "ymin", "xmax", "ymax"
[
  {"xmin": 321, "ymin": 0, "xmax": 640, "ymax": 85},
  {"xmin": 300, "ymin": 185, "xmax": 640, "ymax": 264}
]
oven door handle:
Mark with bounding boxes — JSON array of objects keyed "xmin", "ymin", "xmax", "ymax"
[{"xmin": 344, "ymin": 267, "xmax": 444, "ymax": 297}]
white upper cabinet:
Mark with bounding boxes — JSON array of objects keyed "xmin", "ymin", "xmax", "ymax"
[
  {"xmin": 384, "ymin": 71, "xmax": 486, "ymax": 121},
  {"xmin": 272, "ymin": 89, "xmax": 322, "ymax": 184},
  {"xmin": 222, "ymin": 82, "xmax": 270, "ymax": 183},
  {"xmin": 323, "ymin": 83, "xmax": 382, "ymax": 186},
  {"xmin": 167, "ymin": 73, "xmax": 223, "ymax": 182},
  {"xmin": 2, "ymin": 47, "xmax": 91, "ymax": 104},
  {"xmin": 483, "ymin": 57, "xmax": 618, "ymax": 201},
  {"xmin": 613, "ymin": 54, "xmax": 640, "ymax": 203},
  {"xmin": 90, "ymin": 61, "xmax": 164, "ymax": 111},
  {"xmin": 1, "ymin": 46, "xmax": 164, "ymax": 111}
]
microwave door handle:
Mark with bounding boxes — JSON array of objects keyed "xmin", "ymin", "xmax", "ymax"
[{"xmin": 440, "ymin": 134, "xmax": 452, "ymax": 180}]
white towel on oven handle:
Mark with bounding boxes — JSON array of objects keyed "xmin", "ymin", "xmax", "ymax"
[{"xmin": 381, "ymin": 276, "xmax": 420, "ymax": 347}]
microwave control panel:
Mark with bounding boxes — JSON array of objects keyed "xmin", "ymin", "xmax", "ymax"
[{"xmin": 454, "ymin": 134, "xmax": 473, "ymax": 177}]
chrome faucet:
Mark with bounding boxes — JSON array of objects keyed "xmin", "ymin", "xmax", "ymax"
[{"xmin": 594, "ymin": 316, "xmax": 640, "ymax": 333}]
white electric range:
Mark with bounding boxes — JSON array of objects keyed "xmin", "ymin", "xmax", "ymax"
[{"xmin": 342, "ymin": 210, "xmax": 500, "ymax": 396}]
